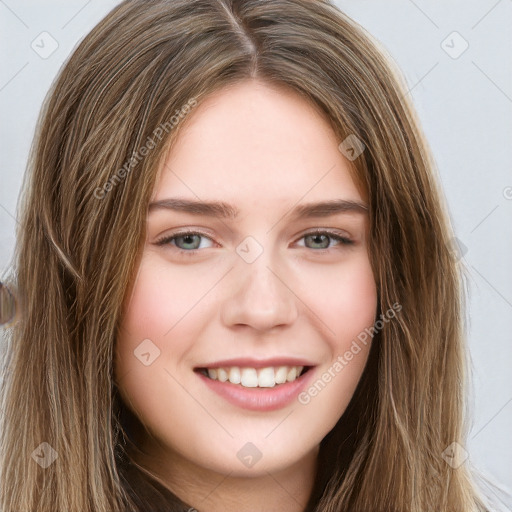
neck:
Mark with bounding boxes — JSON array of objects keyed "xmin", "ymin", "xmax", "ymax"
[{"xmin": 133, "ymin": 438, "xmax": 319, "ymax": 512}]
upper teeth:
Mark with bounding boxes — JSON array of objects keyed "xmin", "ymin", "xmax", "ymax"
[{"xmin": 205, "ymin": 366, "xmax": 304, "ymax": 388}]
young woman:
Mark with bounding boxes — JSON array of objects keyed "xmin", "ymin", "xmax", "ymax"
[{"xmin": 0, "ymin": 0, "xmax": 499, "ymax": 510}]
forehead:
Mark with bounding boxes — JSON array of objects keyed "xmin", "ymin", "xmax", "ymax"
[{"xmin": 152, "ymin": 80, "xmax": 364, "ymax": 207}]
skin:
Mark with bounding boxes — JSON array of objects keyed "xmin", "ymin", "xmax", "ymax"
[{"xmin": 115, "ymin": 79, "xmax": 378, "ymax": 512}]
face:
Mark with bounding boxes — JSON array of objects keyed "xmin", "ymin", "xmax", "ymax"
[{"xmin": 115, "ymin": 79, "xmax": 377, "ymax": 481}]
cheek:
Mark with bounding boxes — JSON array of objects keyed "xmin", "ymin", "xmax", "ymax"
[
  {"xmin": 121, "ymin": 258, "xmax": 187, "ymax": 337},
  {"xmin": 330, "ymin": 258, "xmax": 377, "ymax": 378},
  {"xmin": 118, "ymin": 254, "xmax": 216, "ymax": 352},
  {"xmin": 294, "ymin": 256, "xmax": 376, "ymax": 419},
  {"xmin": 113, "ymin": 256, "xmax": 210, "ymax": 442},
  {"xmin": 298, "ymin": 254, "xmax": 377, "ymax": 345},
  {"xmin": 114, "ymin": 256, "xmax": 200, "ymax": 392},
  {"xmin": 335, "ymin": 259, "xmax": 377, "ymax": 337}
]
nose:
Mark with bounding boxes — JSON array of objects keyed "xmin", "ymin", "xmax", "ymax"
[{"xmin": 220, "ymin": 251, "xmax": 299, "ymax": 332}]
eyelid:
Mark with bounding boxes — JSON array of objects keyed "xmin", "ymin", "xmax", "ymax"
[
  {"xmin": 154, "ymin": 227, "xmax": 354, "ymax": 252},
  {"xmin": 154, "ymin": 229, "xmax": 216, "ymax": 248},
  {"xmin": 295, "ymin": 227, "xmax": 353, "ymax": 241}
]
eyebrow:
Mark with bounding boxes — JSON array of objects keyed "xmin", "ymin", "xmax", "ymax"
[{"xmin": 148, "ymin": 197, "xmax": 368, "ymax": 219}]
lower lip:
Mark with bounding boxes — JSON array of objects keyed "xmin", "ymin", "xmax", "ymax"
[{"xmin": 196, "ymin": 369, "xmax": 315, "ymax": 411}]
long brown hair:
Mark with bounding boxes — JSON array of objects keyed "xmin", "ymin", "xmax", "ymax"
[{"xmin": 0, "ymin": 0, "xmax": 491, "ymax": 510}]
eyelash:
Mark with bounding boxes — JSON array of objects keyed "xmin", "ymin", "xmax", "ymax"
[{"xmin": 154, "ymin": 229, "xmax": 354, "ymax": 255}]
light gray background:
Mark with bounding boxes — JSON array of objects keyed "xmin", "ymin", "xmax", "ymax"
[{"xmin": 1, "ymin": 0, "xmax": 511, "ymax": 500}]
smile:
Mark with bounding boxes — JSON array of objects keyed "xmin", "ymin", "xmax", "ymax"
[
  {"xmin": 197, "ymin": 365, "xmax": 309, "ymax": 388},
  {"xmin": 194, "ymin": 359, "xmax": 315, "ymax": 411}
]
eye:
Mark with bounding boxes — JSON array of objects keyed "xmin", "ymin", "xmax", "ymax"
[
  {"xmin": 154, "ymin": 228, "xmax": 354, "ymax": 254},
  {"xmin": 297, "ymin": 230, "xmax": 354, "ymax": 250},
  {"xmin": 155, "ymin": 231, "xmax": 214, "ymax": 252}
]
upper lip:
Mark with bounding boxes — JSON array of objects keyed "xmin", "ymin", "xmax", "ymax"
[{"xmin": 195, "ymin": 357, "xmax": 316, "ymax": 369}]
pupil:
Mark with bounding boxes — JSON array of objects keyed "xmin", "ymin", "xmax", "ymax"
[
  {"xmin": 180, "ymin": 234, "xmax": 199, "ymax": 249},
  {"xmin": 308, "ymin": 234, "xmax": 329, "ymax": 249}
]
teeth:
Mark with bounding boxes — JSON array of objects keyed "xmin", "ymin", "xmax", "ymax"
[
  {"xmin": 217, "ymin": 368, "xmax": 228, "ymax": 382},
  {"xmin": 275, "ymin": 366, "xmax": 288, "ymax": 384},
  {"xmin": 286, "ymin": 367, "xmax": 297, "ymax": 382},
  {"xmin": 203, "ymin": 365, "xmax": 306, "ymax": 388},
  {"xmin": 228, "ymin": 367, "xmax": 241, "ymax": 384},
  {"xmin": 240, "ymin": 368, "xmax": 258, "ymax": 388},
  {"xmin": 258, "ymin": 367, "xmax": 275, "ymax": 388}
]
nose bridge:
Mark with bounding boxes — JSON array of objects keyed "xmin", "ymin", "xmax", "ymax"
[{"xmin": 220, "ymin": 237, "xmax": 298, "ymax": 331}]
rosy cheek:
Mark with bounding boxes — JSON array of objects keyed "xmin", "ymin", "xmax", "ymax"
[
  {"xmin": 324, "ymin": 263, "xmax": 376, "ymax": 339},
  {"xmin": 115, "ymin": 271, "xmax": 165, "ymax": 378},
  {"xmin": 122, "ymin": 290, "xmax": 160, "ymax": 340},
  {"xmin": 346, "ymin": 271, "xmax": 377, "ymax": 322},
  {"xmin": 117, "ymin": 258, "xmax": 202, "ymax": 372},
  {"xmin": 123, "ymin": 257, "xmax": 175, "ymax": 335}
]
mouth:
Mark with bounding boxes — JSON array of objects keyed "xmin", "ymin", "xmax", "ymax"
[
  {"xmin": 193, "ymin": 357, "xmax": 317, "ymax": 411},
  {"xmin": 195, "ymin": 365, "xmax": 312, "ymax": 389}
]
